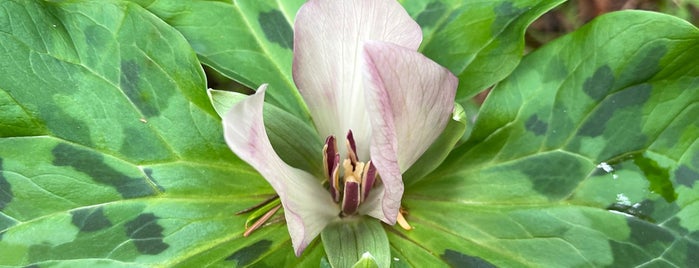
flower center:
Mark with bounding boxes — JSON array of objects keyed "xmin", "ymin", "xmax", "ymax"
[{"xmin": 322, "ymin": 130, "xmax": 378, "ymax": 217}]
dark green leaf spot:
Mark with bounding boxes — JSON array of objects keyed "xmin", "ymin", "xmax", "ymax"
[
  {"xmin": 37, "ymin": 104, "xmax": 93, "ymax": 147},
  {"xmin": 492, "ymin": 2, "xmax": 526, "ymax": 35},
  {"xmin": 578, "ymin": 84, "xmax": 651, "ymax": 137},
  {"xmin": 609, "ymin": 216, "xmax": 680, "ymax": 267},
  {"xmin": 416, "ymin": 1, "xmax": 446, "ymax": 28},
  {"xmin": 441, "ymin": 249, "xmax": 496, "ymax": 268},
  {"xmin": 525, "ymin": 114, "xmax": 547, "ymax": 135},
  {"xmin": 693, "ymin": 150, "xmax": 699, "ymax": 168},
  {"xmin": 84, "ymin": 25, "xmax": 109, "ymax": 48},
  {"xmin": 225, "ymin": 239, "xmax": 272, "ymax": 266},
  {"xmin": 583, "ymin": 65, "xmax": 615, "ymax": 101},
  {"xmin": 119, "ymin": 126, "xmax": 172, "ymax": 162},
  {"xmin": 688, "ymin": 232, "xmax": 699, "ymax": 267},
  {"xmin": 543, "ymin": 56, "xmax": 568, "ymax": 83},
  {"xmin": 0, "ymin": 230, "xmax": 5, "ymax": 241},
  {"xmin": 120, "ymin": 60, "xmax": 159, "ymax": 117},
  {"xmin": 675, "ymin": 165, "xmax": 699, "ymax": 188},
  {"xmin": 626, "ymin": 217, "xmax": 674, "ymax": 246},
  {"xmin": 662, "ymin": 217, "xmax": 689, "ymax": 236},
  {"xmin": 0, "ymin": 158, "xmax": 13, "ymax": 210},
  {"xmin": 617, "ymin": 44, "xmax": 666, "ymax": 86},
  {"xmin": 52, "ymin": 143, "xmax": 156, "ymax": 199},
  {"xmin": 633, "ymin": 154, "xmax": 676, "ymax": 202},
  {"xmin": 70, "ymin": 207, "xmax": 112, "ymax": 232},
  {"xmin": 259, "ymin": 10, "xmax": 293, "ymax": 49},
  {"xmin": 125, "ymin": 213, "xmax": 169, "ymax": 255},
  {"xmin": 518, "ymin": 153, "xmax": 587, "ymax": 200}
]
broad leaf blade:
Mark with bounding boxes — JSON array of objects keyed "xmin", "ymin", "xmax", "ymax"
[
  {"xmin": 402, "ymin": 0, "xmax": 566, "ymax": 99},
  {"xmin": 131, "ymin": 0, "xmax": 311, "ymax": 122},
  {"xmin": 136, "ymin": 0, "xmax": 564, "ymax": 117},
  {"xmin": 0, "ymin": 0, "xmax": 313, "ymax": 266},
  {"xmin": 399, "ymin": 10, "xmax": 699, "ymax": 267}
]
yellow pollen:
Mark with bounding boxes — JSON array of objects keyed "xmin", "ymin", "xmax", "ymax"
[{"xmin": 342, "ymin": 158, "xmax": 365, "ymax": 184}]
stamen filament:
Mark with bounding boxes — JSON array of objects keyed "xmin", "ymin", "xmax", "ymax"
[
  {"xmin": 244, "ymin": 204, "xmax": 282, "ymax": 237},
  {"xmin": 396, "ymin": 209, "xmax": 413, "ymax": 230},
  {"xmin": 235, "ymin": 194, "xmax": 279, "ymax": 215}
]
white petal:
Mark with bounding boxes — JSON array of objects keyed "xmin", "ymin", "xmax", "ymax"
[
  {"xmin": 363, "ymin": 41, "xmax": 458, "ymax": 223},
  {"xmin": 293, "ymin": 0, "xmax": 422, "ymax": 160},
  {"xmin": 223, "ymin": 85, "xmax": 339, "ymax": 256}
]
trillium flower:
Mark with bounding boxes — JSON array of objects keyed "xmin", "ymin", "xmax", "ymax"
[{"xmin": 223, "ymin": 0, "xmax": 457, "ymax": 256}]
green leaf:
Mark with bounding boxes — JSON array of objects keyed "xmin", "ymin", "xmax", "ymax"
[
  {"xmin": 137, "ymin": 0, "xmax": 563, "ymax": 117},
  {"xmin": 208, "ymin": 89, "xmax": 323, "ymax": 176},
  {"xmin": 395, "ymin": 10, "xmax": 699, "ymax": 267},
  {"xmin": 402, "ymin": 0, "xmax": 566, "ymax": 99},
  {"xmin": 321, "ymin": 218, "xmax": 390, "ymax": 268},
  {"xmin": 0, "ymin": 0, "xmax": 315, "ymax": 266},
  {"xmin": 130, "ymin": 0, "xmax": 311, "ymax": 122},
  {"xmin": 3, "ymin": 0, "xmax": 698, "ymax": 266},
  {"xmin": 402, "ymin": 103, "xmax": 467, "ymax": 186}
]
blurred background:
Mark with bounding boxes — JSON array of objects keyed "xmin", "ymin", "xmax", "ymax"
[{"xmin": 527, "ymin": 0, "xmax": 699, "ymax": 49}]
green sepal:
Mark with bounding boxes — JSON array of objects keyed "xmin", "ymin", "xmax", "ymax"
[
  {"xmin": 402, "ymin": 103, "xmax": 467, "ymax": 186},
  {"xmin": 207, "ymin": 89, "xmax": 323, "ymax": 176},
  {"xmin": 351, "ymin": 252, "xmax": 380, "ymax": 268},
  {"xmin": 321, "ymin": 217, "xmax": 390, "ymax": 268}
]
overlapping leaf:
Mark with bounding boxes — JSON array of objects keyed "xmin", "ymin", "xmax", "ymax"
[
  {"xmin": 134, "ymin": 0, "xmax": 563, "ymax": 119},
  {"xmin": 129, "ymin": 0, "xmax": 310, "ymax": 122},
  {"xmin": 0, "ymin": 0, "xmax": 309, "ymax": 266},
  {"xmin": 402, "ymin": 0, "xmax": 566, "ymax": 100},
  {"xmin": 399, "ymin": 11, "xmax": 699, "ymax": 267},
  {"xmin": 3, "ymin": 0, "xmax": 697, "ymax": 267}
]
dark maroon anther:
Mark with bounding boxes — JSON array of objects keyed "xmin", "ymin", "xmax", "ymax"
[
  {"xmin": 341, "ymin": 180, "xmax": 361, "ymax": 216},
  {"xmin": 323, "ymin": 136, "xmax": 340, "ymax": 202},
  {"xmin": 361, "ymin": 161, "xmax": 377, "ymax": 201},
  {"xmin": 323, "ymin": 136, "xmax": 337, "ymax": 179},
  {"xmin": 346, "ymin": 130, "xmax": 357, "ymax": 154},
  {"xmin": 346, "ymin": 130, "xmax": 358, "ymax": 165}
]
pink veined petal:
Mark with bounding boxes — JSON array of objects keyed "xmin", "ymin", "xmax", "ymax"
[
  {"xmin": 362, "ymin": 41, "xmax": 458, "ymax": 224},
  {"xmin": 222, "ymin": 84, "xmax": 339, "ymax": 256},
  {"xmin": 293, "ymin": 0, "xmax": 422, "ymax": 161}
]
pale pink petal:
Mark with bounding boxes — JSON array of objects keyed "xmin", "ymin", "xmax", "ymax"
[
  {"xmin": 293, "ymin": 0, "xmax": 422, "ymax": 161},
  {"xmin": 223, "ymin": 84, "xmax": 339, "ymax": 256},
  {"xmin": 362, "ymin": 41, "xmax": 458, "ymax": 223}
]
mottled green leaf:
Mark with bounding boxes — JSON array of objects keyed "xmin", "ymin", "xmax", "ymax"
[
  {"xmin": 396, "ymin": 10, "xmax": 699, "ymax": 267},
  {"xmin": 0, "ymin": 0, "xmax": 315, "ymax": 266},
  {"xmin": 402, "ymin": 0, "xmax": 566, "ymax": 99},
  {"xmin": 3, "ymin": 0, "xmax": 698, "ymax": 267},
  {"xmin": 135, "ymin": 0, "xmax": 563, "ymax": 117},
  {"xmin": 402, "ymin": 103, "xmax": 467, "ymax": 186},
  {"xmin": 130, "ymin": 0, "xmax": 311, "ymax": 122}
]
